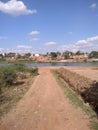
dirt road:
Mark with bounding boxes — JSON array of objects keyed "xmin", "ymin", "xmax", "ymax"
[{"xmin": 0, "ymin": 67, "xmax": 90, "ymax": 130}]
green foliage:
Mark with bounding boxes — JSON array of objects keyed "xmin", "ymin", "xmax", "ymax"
[
  {"xmin": 64, "ymin": 53, "xmax": 70, "ymax": 59},
  {"xmin": 29, "ymin": 67, "xmax": 38, "ymax": 76},
  {"xmin": 19, "ymin": 73, "xmax": 27, "ymax": 79},
  {"xmin": 0, "ymin": 66, "xmax": 17, "ymax": 86},
  {"xmin": 13, "ymin": 63, "xmax": 27, "ymax": 72},
  {"xmin": 0, "ymin": 84, "xmax": 2, "ymax": 93},
  {"xmin": 50, "ymin": 52, "xmax": 57, "ymax": 60},
  {"xmin": 75, "ymin": 50, "xmax": 84, "ymax": 55},
  {"xmin": 89, "ymin": 51, "xmax": 98, "ymax": 58},
  {"xmin": 0, "ymin": 63, "xmax": 38, "ymax": 91}
]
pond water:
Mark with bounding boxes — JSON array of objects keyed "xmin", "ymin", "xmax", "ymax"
[
  {"xmin": 27, "ymin": 62, "xmax": 98, "ymax": 67},
  {"xmin": 26, "ymin": 62, "xmax": 98, "ymax": 67},
  {"xmin": 0, "ymin": 62, "xmax": 98, "ymax": 67}
]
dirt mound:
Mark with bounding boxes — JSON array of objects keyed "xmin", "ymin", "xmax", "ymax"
[{"xmin": 57, "ymin": 68, "xmax": 98, "ymax": 112}]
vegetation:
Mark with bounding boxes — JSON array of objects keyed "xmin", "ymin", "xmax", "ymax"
[
  {"xmin": 0, "ymin": 50, "xmax": 98, "ymax": 63},
  {"xmin": 89, "ymin": 51, "xmax": 98, "ymax": 58},
  {"xmin": 29, "ymin": 67, "xmax": 38, "ymax": 76},
  {"xmin": 57, "ymin": 68, "xmax": 98, "ymax": 113},
  {"xmin": 13, "ymin": 62, "xmax": 27, "ymax": 72},
  {"xmin": 0, "ymin": 63, "xmax": 38, "ymax": 119},
  {"xmin": 0, "ymin": 63, "xmax": 38, "ymax": 89},
  {"xmin": 0, "ymin": 66, "xmax": 17, "ymax": 86},
  {"xmin": 50, "ymin": 52, "xmax": 57, "ymax": 60},
  {"xmin": 75, "ymin": 50, "xmax": 84, "ymax": 55}
]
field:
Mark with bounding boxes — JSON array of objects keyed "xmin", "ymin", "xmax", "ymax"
[{"xmin": 63, "ymin": 66, "xmax": 98, "ymax": 81}]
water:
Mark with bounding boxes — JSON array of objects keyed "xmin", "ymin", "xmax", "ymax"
[
  {"xmin": 0, "ymin": 62, "xmax": 98, "ymax": 67},
  {"xmin": 25, "ymin": 62, "xmax": 98, "ymax": 67}
]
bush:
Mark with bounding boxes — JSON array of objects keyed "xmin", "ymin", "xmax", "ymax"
[
  {"xmin": 19, "ymin": 73, "xmax": 27, "ymax": 79},
  {"xmin": 0, "ymin": 84, "xmax": 2, "ymax": 94},
  {"xmin": 29, "ymin": 67, "xmax": 38, "ymax": 76},
  {"xmin": 0, "ymin": 66, "xmax": 17, "ymax": 86},
  {"xmin": 0, "ymin": 64, "xmax": 38, "ymax": 88},
  {"xmin": 13, "ymin": 63, "xmax": 27, "ymax": 72}
]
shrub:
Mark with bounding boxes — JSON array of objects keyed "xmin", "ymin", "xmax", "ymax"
[
  {"xmin": 0, "ymin": 66, "xmax": 17, "ymax": 86},
  {"xmin": 0, "ymin": 64, "xmax": 38, "ymax": 88},
  {"xmin": 19, "ymin": 73, "xmax": 27, "ymax": 79},
  {"xmin": 29, "ymin": 67, "xmax": 38, "ymax": 76},
  {"xmin": 0, "ymin": 84, "xmax": 2, "ymax": 94},
  {"xmin": 13, "ymin": 63, "xmax": 27, "ymax": 72}
]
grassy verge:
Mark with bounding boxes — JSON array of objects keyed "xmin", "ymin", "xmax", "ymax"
[
  {"xmin": 0, "ymin": 76, "xmax": 35, "ymax": 120},
  {"xmin": 51, "ymin": 69, "xmax": 98, "ymax": 130},
  {"xmin": 0, "ymin": 63, "xmax": 38, "ymax": 120}
]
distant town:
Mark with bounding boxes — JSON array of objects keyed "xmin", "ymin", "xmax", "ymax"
[{"xmin": 0, "ymin": 50, "xmax": 98, "ymax": 62}]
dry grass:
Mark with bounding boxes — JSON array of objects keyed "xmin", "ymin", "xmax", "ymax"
[{"xmin": 0, "ymin": 75, "xmax": 35, "ymax": 120}]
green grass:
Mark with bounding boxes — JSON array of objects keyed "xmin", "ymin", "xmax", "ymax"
[{"xmin": 51, "ymin": 69, "xmax": 98, "ymax": 130}]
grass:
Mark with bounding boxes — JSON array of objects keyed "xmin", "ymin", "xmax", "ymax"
[
  {"xmin": 51, "ymin": 69, "xmax": 98, "ymax": 130},
  {"xmin": 0, "ymin": 75, "xmax": 35, "ymax": 120}
]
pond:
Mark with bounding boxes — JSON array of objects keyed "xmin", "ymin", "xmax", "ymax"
[
  {"xmin": 24, "ymin": 62, "xmax": 98, "ymax": 67},
  {"xmin": 0, "ymin": 62, "xmax": 98, "ymax": 67}
]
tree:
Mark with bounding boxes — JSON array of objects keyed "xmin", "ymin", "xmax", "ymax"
[
  {"xmin": 63, "ymin": 51, "xmax": 73, "ymax": 59},
  {"xmin": 23, "ymin": 53, "xmax": 31, "ymax": 58},
  {"xmin": 89, "ymin": 51, "xmax": 98, "ymax": 58},
  {"xmin": 0, "ymin": 54, "xmax": 3, "ymax": 59},
  {"xmin": 50, "ymin": 52, "xmax": 57, "ymax": 60},
  {"xmin": 5, "ymin": 52, "xmax": 16, "ymax": 58},
  {"xmin": 75, "ymin": 50, "xmax": 84, "ymax": 55}
]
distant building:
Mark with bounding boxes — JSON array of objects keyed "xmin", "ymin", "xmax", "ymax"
[
  {"xmin": 72, "ymin": 54, "xmax": 88, "ymax": 61},
  {"xmin": 35, "ymin": 54, "xmax": 39, "ymax": 57}
]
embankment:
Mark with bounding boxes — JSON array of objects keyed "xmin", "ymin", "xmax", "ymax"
[{"xmin": 57, "ymin": 68, "xmax": 98, "ymax": 113}]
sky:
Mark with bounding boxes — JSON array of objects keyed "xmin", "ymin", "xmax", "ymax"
[{"xmin": 0, "ymin": 0, "xmax": 98, "ymax": 54}]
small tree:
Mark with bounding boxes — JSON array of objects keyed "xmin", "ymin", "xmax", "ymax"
[
  {"xmin": 89, "ymin": 51, "xmax": 98, "ymax": 58},
  {"xmin": 75, "ymin": 50, "xmax": 83, "ymax": 55},
  {"xmin": 50, "ymin": 52, "xmax": 57, "ymax": 60}
]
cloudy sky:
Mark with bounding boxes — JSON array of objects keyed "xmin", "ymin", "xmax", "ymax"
[{"xmin": 0, "ymin": 0, "xmax": 98, "ymax": 53}]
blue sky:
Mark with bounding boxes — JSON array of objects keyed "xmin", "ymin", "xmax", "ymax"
[{"xmin": 0, "ymin": 0, "xmax": 98, "ymax": 54}]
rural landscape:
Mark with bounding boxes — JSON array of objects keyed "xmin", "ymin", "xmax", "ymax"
[
  {"xmin": 0, "ymin": 60, "xmax": 98, "ymax": 129},
  {"xmin": 0, "ymin": 0, "xmax": 98, "ymax": 129},
  {"xmin": 0, "ymin": 50, "xmax": 98, "ymax": 63}
]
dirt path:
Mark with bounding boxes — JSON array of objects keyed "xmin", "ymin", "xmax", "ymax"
[{"xmin": 0, "ymin": 67, "xmax": 90, "ymax": 130}]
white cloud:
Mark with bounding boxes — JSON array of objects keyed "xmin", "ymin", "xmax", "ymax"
[
  {"xmin": 45, "ymin": 41, "xmax": 57, "ymax": 46},
  {"xmin": 68, "ymin": 32, "xmax": 73, "ymax": 35},
  {"xmin": 29, "ymin": 31, "xmax": 40, "ymax": 35},
  {"xmin": 75, "ymin": 40, "xmax": 88, "ymax": 45},
  {"xmin": 17, "ymin": 45, "xmax": 32, "ymax": 49},
  {"xmin": 90, "ymin": 3, "xmax": 97, "ymax": 9},
  {"xmin": 75, "ymin": 35, "xmax": 98, "ymax": 47},
  {"xmin": 30, "ymin": 38, "xmax": 40, "ymax": 42},
  {"xmin": 0, "ymin": 36, "xmax": 7, "ymax": 40},
  {"xmin": 0, "ymin": 48, "xmax": 4, "ymax": 52},
  {"xmin": 87, "ymin": 36, "xmax": 98, "ymax": 42},
  {"xmin": 60, "ymin": 35, "xmax": 98, "ymax": 52},
  {"xmin": 0, "ymin": 0, "xmax": 37, "ymax": 16}
]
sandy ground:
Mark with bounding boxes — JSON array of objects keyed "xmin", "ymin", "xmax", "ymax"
[
  {"xmin": 0, "ymin": 67, "xmax": 90, "ymax": 130},
  {"xmin": 64, "ymin": 66, "xmax": 98, "ymax": 81}
]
